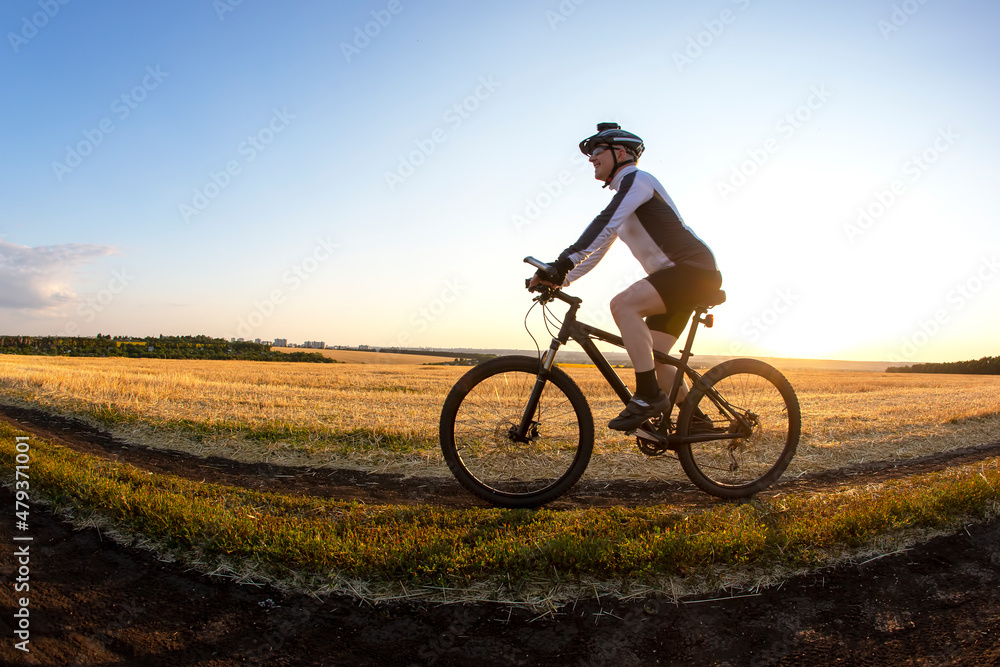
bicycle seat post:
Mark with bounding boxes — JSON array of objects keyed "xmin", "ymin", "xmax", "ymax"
[
  {"xmin": 660, "ymin": 307, "xmax": 705, "ymax": 410},
  {"xmin": 684, "ymin": 307, "xmax": 707, "ymax": 355},
  {"xmin": 675, "ymin": 290, "xmax": 724, "ymax": 381}
]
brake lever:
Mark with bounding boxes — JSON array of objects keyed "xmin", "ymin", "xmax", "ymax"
[{"xmin": 525, "ymin": 279, "xmax": 550, "ymax": 294}]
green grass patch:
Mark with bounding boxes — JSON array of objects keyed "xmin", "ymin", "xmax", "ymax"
[
  {"xmin": 0, "ymin": 394, "xmax": 428, "ymax": 454},
  {"xmin": 3, "ymin": 421, "xmax": 1000, "ymax": 600}
]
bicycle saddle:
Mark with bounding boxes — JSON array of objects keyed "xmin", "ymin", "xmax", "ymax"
[{"xmin": 696, "ymin": 289, "xmax": 727, "ymax": 309}]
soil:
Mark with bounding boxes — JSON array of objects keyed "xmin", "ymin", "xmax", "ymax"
[{"xmin": 2, "ymin": 403, "xmax": 1000, "ymax": 666}]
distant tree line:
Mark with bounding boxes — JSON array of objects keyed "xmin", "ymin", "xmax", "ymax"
[
  {"xmin": 0, "ymin": 335, "xmax": 335, "ymax": 363},
  {"xmin": 379, "ymin": 347, "xmax": 497, "ymax": 364},
  {"xmin": 886, "ymin": 356, "xmax": 1000, "ymax": 375}
]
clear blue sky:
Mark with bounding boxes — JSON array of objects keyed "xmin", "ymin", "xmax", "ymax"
[{"xmin": 1, "ymin": 0, "xmax": 998, "ymax": 363}]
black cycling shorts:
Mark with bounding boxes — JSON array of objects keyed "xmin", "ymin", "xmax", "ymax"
[{"xmin": 644, "ymin": 264, "xmax": 723, "ymax": 338}]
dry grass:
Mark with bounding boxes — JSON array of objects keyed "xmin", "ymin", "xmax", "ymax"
[
  {"xmin": 1, "ymin": 356, "xmax": 998, "ymax": 481},
  {"xmin": 567, "ymin": 368, "xmax": 1000, "ymax": 476},
  {"xmin": 556, "ymin": 366, "xmax": 1000, "ymax": 481},
  {"xmin": 4, "ymin": 420, "xmax": 1000, "ymax": 605},
  {"xmin": 781, "ymin": 371, "xmax": 1000, "ymax": 472}
]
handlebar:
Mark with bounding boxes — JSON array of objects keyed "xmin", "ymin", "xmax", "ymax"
[
  {"xmin": 523, "ymin": 256, "xmax": 551, "ymax": 272},
  {"xmin": 523, "ymin": 256, "xmax": 582, "ymax": 306},
  {"xmin": 523, "ymin": 256, "xmax": 555, "ymax": 294}
]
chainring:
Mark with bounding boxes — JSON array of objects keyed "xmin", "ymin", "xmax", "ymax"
[{"xmin": 635, "ymin": 418, "xmax": 670, "ymax": 456}]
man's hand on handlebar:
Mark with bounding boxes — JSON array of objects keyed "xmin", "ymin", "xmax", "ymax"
[
  {"xmin": 522, "ymin": 255, "xmax": 571, "ymax": 292},
  {"xmin": 523, "ymin": 255, "xmax": 572, "ymax": 293},
  {"xmin": 527, "ymin": 272, "xmax": 561, "ymax": 291}
]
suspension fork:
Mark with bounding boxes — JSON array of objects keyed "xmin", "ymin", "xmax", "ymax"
[
  {"xmin": 514, "ymin": 294, "xmax": 581, "ymax": 441},
  {"xmin": 514, "ymin": 337, "xmax": 561, "ymax": 440}
]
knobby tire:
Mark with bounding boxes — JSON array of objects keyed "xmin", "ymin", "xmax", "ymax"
[
  {"xmin": 676, "ymin": 358, "xmax": 800, "ymax": 498},
  {"xmin": 439, "ymin": 356, "xmax": 594, "ymax": 508}
]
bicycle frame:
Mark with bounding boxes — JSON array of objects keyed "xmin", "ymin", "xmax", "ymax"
[{"xmin": 518, "ymin": 288, "xmax": 747, "ymax": 447}]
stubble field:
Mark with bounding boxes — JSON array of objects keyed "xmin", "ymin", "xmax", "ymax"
[
  {"xmin": 3, "ymin": 354, "xmax": 1000, "ymax": 664},
  {"xmin": 1, "ymin": 354, "xmax": 998, "ymax": 482}
]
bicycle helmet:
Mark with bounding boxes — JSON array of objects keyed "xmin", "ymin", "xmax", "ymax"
[
  {"xmin": 579, "ymin": 122, "xmax": 644, "ymax": 187},
  {"xmin": 578, "ymin": 122, "xmax": 645, "ymax": 159}
]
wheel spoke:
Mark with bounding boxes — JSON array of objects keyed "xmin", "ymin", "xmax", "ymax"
[
  {"xmin": 679, "ymin": 360, "xmax": 800, "ymax": 497},
  {"xmin": 440, "ymin": 358, "xmax": 593, "ymax": 507}
]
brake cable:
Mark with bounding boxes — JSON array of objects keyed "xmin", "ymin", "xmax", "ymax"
[{"xmin": 523, "ymin": 299, "xmax": 543, "ymax": 362}]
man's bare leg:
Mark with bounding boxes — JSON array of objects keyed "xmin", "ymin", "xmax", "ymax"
[
  {"xmin": 606, "ymin": 280, "xmax": 673, "ymax": 430},
  {"xmin": 609, "ymin": 280, "xmax": 667, "ymax": 375},
  {"xmin": 650, "ymin": 330, "xmax": 688, "ymax": 407}
]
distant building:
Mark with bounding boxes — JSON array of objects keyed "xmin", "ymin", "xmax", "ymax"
[
  {"xmin": 303, "ymin": 341, "xmax": 326, "ymax": 349},
  {"xmin": 274, "ymin": 338, "xmax": 287, "ymax": 347}
]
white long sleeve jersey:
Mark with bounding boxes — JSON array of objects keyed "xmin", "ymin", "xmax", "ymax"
[{"xmin": 558, "ymin": 165, "xmax": 717, "ymax": 285}]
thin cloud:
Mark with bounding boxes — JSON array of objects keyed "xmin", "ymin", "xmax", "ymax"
[{"xmin": 0, "ymin": 240, "xmax": 118, "ymax": 310}]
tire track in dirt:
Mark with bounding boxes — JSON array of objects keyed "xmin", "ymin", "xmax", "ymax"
[
  {"xmin": 3, "ymin": 402, "xmax": 999, "ymax": 509},
  {"xmin": 4, "ymin": 403, "xmax": 1000, "ymax": 664},
  {"xmin": 3, "ymin": 480, "xmax": 1000, "ymax": 666}
]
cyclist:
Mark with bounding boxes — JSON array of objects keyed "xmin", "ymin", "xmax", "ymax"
[{"xmin": 529, "ymin": 122, "xmax": 723, "ymax": 431}]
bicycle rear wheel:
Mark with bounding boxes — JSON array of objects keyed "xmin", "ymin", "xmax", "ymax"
[
  {"xmin": 439, "ymin": 356, "xmax": 594, "ymax": 508},
  {"xmin": 677, "ymin": 358, "xmax": 800, "ymax": 498}
]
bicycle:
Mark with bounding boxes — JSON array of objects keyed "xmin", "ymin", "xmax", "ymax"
[{"xmin": 439, "ymin": 257, "xmax": 801, "ymax": 508}]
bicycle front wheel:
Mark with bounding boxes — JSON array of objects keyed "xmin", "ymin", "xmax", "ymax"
[
  {"xmin": 439, "ymin": 356, "xmax": 594, "ymax": 508},
  {"xmin": 677, "ymin": 358, "xmax": 800, "ymax": 498}
]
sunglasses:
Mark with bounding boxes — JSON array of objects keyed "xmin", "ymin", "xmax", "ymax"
[{"xmin": 589, "ymin": 145, "xmax": 622, "ymax": 158}]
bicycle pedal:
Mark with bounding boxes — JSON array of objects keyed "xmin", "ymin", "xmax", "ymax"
[{"xmin": 633, "ymin": 427, "xmax": 665, "ymax": 443}]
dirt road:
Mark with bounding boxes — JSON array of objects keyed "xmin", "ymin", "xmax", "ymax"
[{"xmin": 2, "ymin": 404, "xmax": 999, "ymax": 665}]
